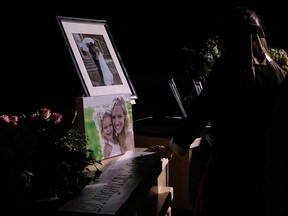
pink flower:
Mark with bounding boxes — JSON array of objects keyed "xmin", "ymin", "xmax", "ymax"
[
  {"xmin": 40, "ymin": 108, "xmax": 51, "ymax": 120},
  {"xmin": 50, "ymin": 113, "xmax": 62, "ymax": 124},
  {"xmin": 1, "ymin": 108, "xmax": 63, "ymax": 137},
  {"xmin": 0, "ymin": 115, "xmax": 10, "ymax": 123},
  {"xmin": 9, "ymin": 116, "xmax": 18, "ymax": 126}
]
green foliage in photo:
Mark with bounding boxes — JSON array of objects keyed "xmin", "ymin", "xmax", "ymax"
[{"xmin": 84, "ymin": 107, "xmax": 103, "ymax": 160}]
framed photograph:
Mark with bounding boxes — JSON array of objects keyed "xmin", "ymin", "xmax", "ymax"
[
  {"xmin": 56, "ymin": 16, "xmax": 137, "ymax": 100},
  {"xmin": 76, "ymin": 94, "xmax": 135, "ymax": 160}
]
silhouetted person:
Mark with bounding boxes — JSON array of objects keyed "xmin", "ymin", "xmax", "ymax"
[
  {"xmin": 159, "ymin": 7, "xmax": 285, "ymax": 216},
  {"xmin": 265, "ymin": 74, "xmax": 288, "ymax": 216}
]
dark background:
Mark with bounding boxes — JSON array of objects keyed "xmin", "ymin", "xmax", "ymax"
[{"xmin": 1, "ymin": 0, "xmax": 286, "ymax": 124}]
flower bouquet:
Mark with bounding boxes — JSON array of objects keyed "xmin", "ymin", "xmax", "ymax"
[{"xmin": 0, "ymin": 108, "xmax": 100, "ymax": 212}]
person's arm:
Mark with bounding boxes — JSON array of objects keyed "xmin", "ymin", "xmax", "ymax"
[
  {"xmin": 103, "ymin": 143, "xmax": 112, "ymax": 158},
  {"xmin": 144, "ymin": 137, "xmax": 185, "ymax": 160}
]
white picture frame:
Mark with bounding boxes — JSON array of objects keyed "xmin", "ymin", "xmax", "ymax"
[{"xmin": 56, "ymin": 16, "xmax": 137, "ymax": 100}]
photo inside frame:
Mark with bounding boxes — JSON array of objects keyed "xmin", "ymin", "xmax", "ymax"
[
  {"xmin": 76, "ymin": 94, "xmax": 134, "ymax": 160},
  {"xmin": 56, "ymin": 16, "xmax": 137, "ymax": 100}
]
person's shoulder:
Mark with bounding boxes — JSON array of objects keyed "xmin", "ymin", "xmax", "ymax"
[
  {"xmin": 265, "ymin": 59, "xmax": 285, "ymax": 83},
  {"xmin": 107, "ymin": 140, "xmax": 115, "ymax": 146},
  {"xmin": 127, "ymin": 128, "xmax": 134, "ymax": 137}
]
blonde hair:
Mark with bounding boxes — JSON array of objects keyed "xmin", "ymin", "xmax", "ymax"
[
  {"xmin": 110, "ymin": 97, "xmax": 131, "ymax": 152},
  {"xmin": 93, "ymin": 108, "xmax": 112, "ymax": 139}
]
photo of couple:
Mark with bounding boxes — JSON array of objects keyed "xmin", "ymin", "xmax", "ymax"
[
  {"xmin": 77, "ymin": 94, "xmax": 134, "ymax": 160},
  {"xmin": 58, "ymin": 17, "xmax": 136, "ymax": 98},
  {"xmin": 73, "ymin": 33, "xmax": 123, "ymax": 87}
]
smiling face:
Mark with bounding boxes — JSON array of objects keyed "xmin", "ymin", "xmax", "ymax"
[
  {"xmin": 102, "ymin": 115, "xmax": 113, "ymax": 140},
  {"xmin": 111, "ymin": 105, "xmax": 125, "ymax": 134}
]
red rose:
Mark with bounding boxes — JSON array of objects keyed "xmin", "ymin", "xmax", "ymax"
[
  {"xmin": 40, "ymin": 108, "xmax": 51, "ymax": 120},
  {"xmin": 50, "ymin": 113, "xmax": 62, "ymax": 124},
  {"xmin": 9, "ymin": 116, "xmax": 19, "ymax": 126}
]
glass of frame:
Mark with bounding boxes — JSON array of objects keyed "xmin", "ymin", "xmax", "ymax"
[{"xmin": 56, "ymin": 16, "xmax": 137, "ymax": 100}]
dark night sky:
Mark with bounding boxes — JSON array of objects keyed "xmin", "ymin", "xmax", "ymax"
[{"xmin": 1, "ymin": 1, "xmax": 287, "ymax": 120}]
